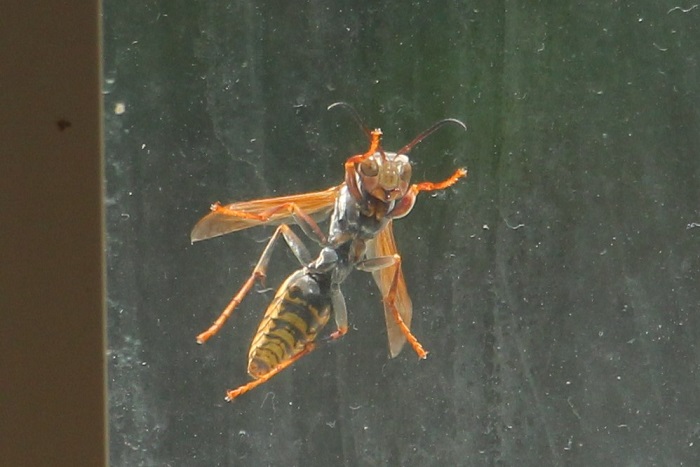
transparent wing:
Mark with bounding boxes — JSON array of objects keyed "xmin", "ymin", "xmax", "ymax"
[
  {"xmin": 366, "ymin": 220, "xmax": 413, "ymax": 358},
  {"xmin": 191, "ymin": 185, "xmax": 341, "ymax": 242}
]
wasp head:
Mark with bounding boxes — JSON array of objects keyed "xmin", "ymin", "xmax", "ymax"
[
  {"xmin": 356, "ymin": 148, "xmax": 412, "ymax": 202},
  {"xmin": 328, "ymin": 102, "xmax": 466, "ymax": 204},
  {"xmin": 354, "ymin": 117, "xmax": 467, "ymax": 203}
]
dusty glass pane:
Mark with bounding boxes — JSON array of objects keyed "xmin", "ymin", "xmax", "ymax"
[{"xmin": 105, "ymin": 2, "xmax": 700, "ymax": 465}]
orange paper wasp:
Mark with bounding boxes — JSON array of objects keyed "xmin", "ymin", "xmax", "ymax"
[{"xmin": 191, "ymin": 103, "xmax": 466, "ymax": 401}]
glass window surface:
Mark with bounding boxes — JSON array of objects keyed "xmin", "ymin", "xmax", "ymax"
[{"xmin": 105, "ymin": 2, "xmax": 700, "ymax": 465}]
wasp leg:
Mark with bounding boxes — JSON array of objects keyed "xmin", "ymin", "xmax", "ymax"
[
  {"xmin": 344, "ymin": 129, "xmax": 383, "ymax": 201},
  {"xmin": 196, "ymin": 224, "xmax": 311, "ymax": 344},
  {"xmin": 413, "ymin": 167, "xmax": 467, "ymax": 192},
  {"xmin": 217, "ymin": 201, "xmax": 329, "ymax": 246},
  {"xmin": 357, "ymin": 254, "xmax": 428, "ymax": 359},
  {"xmin": 228, "ymin": 285, "xmax": 348, "ymax": 401},
  {"xmin": 328, "ymin": 284, "xmax": 348, "ymax": 340},
  {"xmin": 389, "ymin": 167, "xmax": 467, "ymax": 220},
  {"xmin": 225, "ymin": 341, "xmax": 317, "ymax": 402}
]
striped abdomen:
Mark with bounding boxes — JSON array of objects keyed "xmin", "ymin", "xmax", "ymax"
[{"xmin": 247, "ymin": 270, "xmax": 332, "ymax": 378}]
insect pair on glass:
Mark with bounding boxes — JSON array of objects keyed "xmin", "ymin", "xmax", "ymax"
[{"xmin": 191, "ymin": 103, "xmax": 466, "ymax": 401}]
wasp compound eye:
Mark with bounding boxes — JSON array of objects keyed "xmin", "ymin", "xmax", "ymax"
[{"xmin": 359, "ymin": 158, "xmax": 379, "ymax": 177}]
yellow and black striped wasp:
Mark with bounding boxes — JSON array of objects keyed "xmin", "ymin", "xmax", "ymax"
[{"xmin": 191, "ymin": 103, "xmax": 466, "ymax": 401}]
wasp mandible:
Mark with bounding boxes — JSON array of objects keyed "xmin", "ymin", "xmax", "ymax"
[{"xmin": 191, "ymin": 103, "xmax": 467, "ymax": 401}]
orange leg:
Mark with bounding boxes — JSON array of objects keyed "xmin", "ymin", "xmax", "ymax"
[
  {"xmin": 197, "ymin": 271, "xmax": 262, "ymax": 344},
  {"xmin": 214, "ymin": 201, "xmax": 328, "ymax": 245},
  {"xmin": 358, "ymin": 254, "xmax": 428, "ymax": 359},
  {"xmin": 344, "ymin": 129, "xmax": 383, "ymax": 200},
  {"xmin": 225, "ymin": 342, "xmax": 317, "ymax": 402},
  {"xmin": 225, "ymin": 321, "xmax": 349, "ymax": 401},
  {"xmin": 196, "ymin": 224, "xmax": 310, "ymax": 344},
  {"xmin": 389, "ymin": 168, "xmax": 467, "ymax": 219},
  {"xmin": 328, "ymin": 325, "xmax": 348, "ymax": 340},
  {"xmin": 343, "ymin": 128, "xmax": 383, "ymax": 166},
  {"xmin": 413, "ymin": 167, "xmax": 467, "ymax": 193},
  {"xmin": 383, "ymin": 255, "xmax": 428, "ymax": 359}
]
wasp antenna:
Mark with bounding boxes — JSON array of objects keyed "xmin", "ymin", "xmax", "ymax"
[
  {"xmin": 397, "ymin": 118, "xmax": 466, "ymax": 156},
  {"xmin": 328, "ymin": 102, "xmax": 372, "ymax": 141}
]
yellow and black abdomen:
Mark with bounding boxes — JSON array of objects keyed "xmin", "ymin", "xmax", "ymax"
[{"xmin": 247, "ymin": 270, "xmax": 332, "ymax": 378}]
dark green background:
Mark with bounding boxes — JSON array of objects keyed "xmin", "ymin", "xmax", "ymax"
[{"xmin": 105, "ymin": 1, "xmax": 700, "ymax": 465}]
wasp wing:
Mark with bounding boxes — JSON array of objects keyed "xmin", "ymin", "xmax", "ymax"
[
  {"xmin": 191, "ymin": 185, "xmax": 341, "ymax": 242},
  {"xmin": 366, "ymin": 220, "xmax": 413, "ymax": 358}
]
